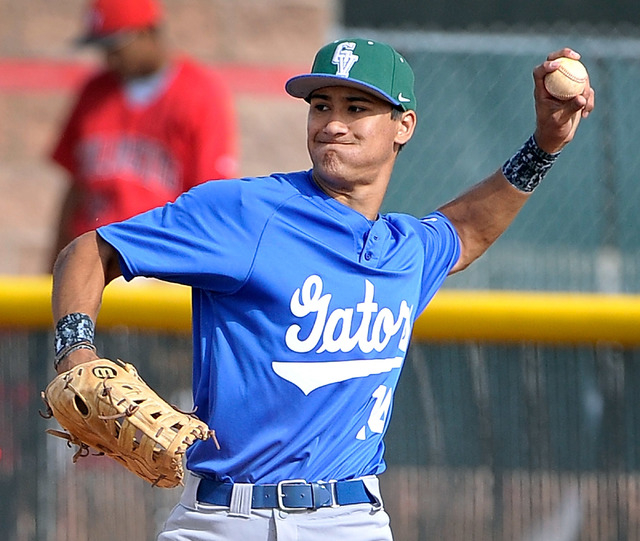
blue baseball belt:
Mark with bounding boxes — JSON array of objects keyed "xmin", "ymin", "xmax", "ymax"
[{"xmin": 196, "ymin": 478, "xmax": 376, "ymax": 511}]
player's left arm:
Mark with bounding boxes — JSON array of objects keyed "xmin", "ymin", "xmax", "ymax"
[{"xmin": 438, "ymin": 48, "xmax": 595, "ymax": 274}]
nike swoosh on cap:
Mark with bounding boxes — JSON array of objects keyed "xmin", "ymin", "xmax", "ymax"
[{"xmin": 398, "ymin": 93, "xmax": 411, "ymax": 102}]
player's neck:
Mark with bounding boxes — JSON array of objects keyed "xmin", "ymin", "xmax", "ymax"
[{"xmin": 311, "ymin": 170, "xmax": 387, "ymax": 221}]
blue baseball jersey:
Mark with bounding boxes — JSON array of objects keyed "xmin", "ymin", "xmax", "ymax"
[{"xmin": 97, "ymin": 170, "xmax": 460, "ymax": 484}]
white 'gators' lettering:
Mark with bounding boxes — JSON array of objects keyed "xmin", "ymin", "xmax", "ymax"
[{"xmin": 285, "ymin": 275, "xmax": 413, "ymax": 355}]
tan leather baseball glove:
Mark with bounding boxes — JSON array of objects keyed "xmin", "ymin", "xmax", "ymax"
[{"xmin": 41, "ymin": 358, "xmax": 218, "ymax": 488}]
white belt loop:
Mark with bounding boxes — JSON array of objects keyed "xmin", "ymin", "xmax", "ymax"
[
  {"xmin": 229, "ymin": 483, "xmax": 254, "ymax": 518},
  {"xmin": 182, "ymin": 471, "xmax": 202, "ymax": 509},
  {"xmin": 361, "ymin": 475, "xmax": 384, "ymax": 510}
]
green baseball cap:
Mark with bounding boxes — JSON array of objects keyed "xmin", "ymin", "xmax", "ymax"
[{"xmin": 286, "ymin": 38, "xmax": 417, "ymax": 112}]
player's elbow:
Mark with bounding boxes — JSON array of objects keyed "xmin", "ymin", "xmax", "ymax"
[
  {"xmin": 448, "ymin": 230, "xmax": 497, "ymax": 275},
  {"xmin": 53, "ymin": 231, "xmax": 121, "ymax": 285}
]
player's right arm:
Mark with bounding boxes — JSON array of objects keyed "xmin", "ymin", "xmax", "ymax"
[
  {"xmin": 439, "ymin": 48, "xmax": 595, "ymax": 275},
  {"xmin": 52, "ymin": 231, "xmax": 122, "ymax": 373}
]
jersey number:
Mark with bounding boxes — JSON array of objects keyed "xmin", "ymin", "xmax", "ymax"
[{"xmin": 368, "ymin": 385, "xmax": 393, "ymax": 434}]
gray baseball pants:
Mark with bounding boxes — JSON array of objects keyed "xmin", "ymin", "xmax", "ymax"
[{"xmin": 157, "ymin": 472, "xmax": 393, "ymax": 541}]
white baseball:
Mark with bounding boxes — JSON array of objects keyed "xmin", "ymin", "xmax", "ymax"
[{"xmin": 543, "ymin": 57, "xmax": 588, "ymax": 100}]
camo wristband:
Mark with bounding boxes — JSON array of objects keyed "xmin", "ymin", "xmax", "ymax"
[
  {"xmin": 54, "ymin": 312, "xmax": 96, "ymax": 369},
  {"xmin": 502, "ymin": 135, "xmax": 560, "ymax": 192}
]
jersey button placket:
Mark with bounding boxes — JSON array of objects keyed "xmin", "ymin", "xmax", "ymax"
[{"xmin": 361, "ymin": 222, "xmax": 385, "ymax": 266}]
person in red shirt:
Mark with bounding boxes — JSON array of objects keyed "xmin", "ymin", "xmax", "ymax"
[{"xmin": 50, "ymin": 0, "xmax": 238, "ymax": 268}]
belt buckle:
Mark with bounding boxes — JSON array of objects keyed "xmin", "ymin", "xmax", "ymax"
[{"xmin": 276, "ymin": 479, "xmax": 308, "ymax": 511}]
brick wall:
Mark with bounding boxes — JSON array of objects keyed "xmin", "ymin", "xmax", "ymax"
[{"xmin": 0, "ymin": 0, "xmax": 336, "ymax": 273}]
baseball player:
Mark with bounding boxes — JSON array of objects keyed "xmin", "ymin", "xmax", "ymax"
[
  {"xmin": 49, "ymin": 0, "xmax": 238, "ymax": 269},
  {"xmin": 50, "ymin": 38, "xmax": 594, "ymax": 540}
]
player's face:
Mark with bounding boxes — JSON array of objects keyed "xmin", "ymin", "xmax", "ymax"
[
  {"xmin": 102, "ymin": 29, "xmax": 163, "ymax": 80},
  {"xmin": 307, "ymin": 86, "xmax": 415, "ymax": 194}
]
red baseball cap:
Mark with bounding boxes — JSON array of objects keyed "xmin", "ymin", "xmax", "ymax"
[{"xmin": 77, "ymin": 0, "xmax": 162, "ymax": 45}]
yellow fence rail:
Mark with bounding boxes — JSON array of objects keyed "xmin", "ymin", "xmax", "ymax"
[{"xmin": 1, "ymin": 275, "xmax": 639, "ymax": 346}]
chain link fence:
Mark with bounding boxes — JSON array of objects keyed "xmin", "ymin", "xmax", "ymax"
[
  {"xmin": 1, "ymin": 330, "xmax": 193, "ymax": 541},
  {"xmin": 345, "ymin": 29, "xmax": 640, "ymax": 293},
  {"xmin": 3, "ymin": 330, "xmax": 640, "ymax": 540},
  {"xmin": 385, "ymin": 341, "xmax": 640, "ymax": 540}
]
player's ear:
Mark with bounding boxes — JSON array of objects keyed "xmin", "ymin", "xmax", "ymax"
[{"xmin": 395, "ymin": 110, "xmax": 416, "ymax": 146}]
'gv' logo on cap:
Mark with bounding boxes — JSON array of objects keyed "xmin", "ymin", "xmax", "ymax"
[{"xmin": 332, "ymin": 42, "xmax": 359, "ymax": 77}]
